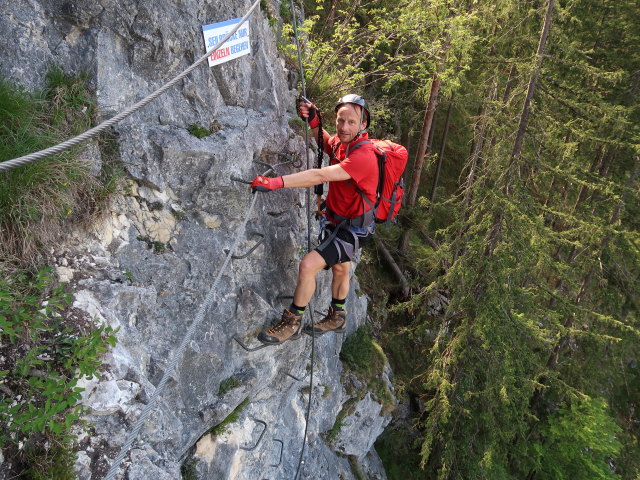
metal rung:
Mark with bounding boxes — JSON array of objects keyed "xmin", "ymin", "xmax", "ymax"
[
  {"xmin": 284, "ymin": 370, "xmax": 309, "ymax": 382},
  {"xmin": 233, "ymin": 335, "xmax": 268, "ymax": 352},
  {"xmin": 270, "ymin": 439, "xmax": 284, "ymax": 467},
  {"xmin": 253, "ymin": 160, "xmax": 276, "ymax": 176},
  {"xmin": 240, "ymin": 418, "xmax": 267, "ymax": 451},
  {"xmin": 231, "ymin": 175, "xmax": 252, "ymax": 184},
  {"xmin": 224, "ymin": 233, "xmax": 265, "ymax": 259}
]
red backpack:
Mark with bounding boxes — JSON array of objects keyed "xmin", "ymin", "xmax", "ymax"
[{"xmin": 348, "ymin": 139, "xmax": 409, "ymax": 227}]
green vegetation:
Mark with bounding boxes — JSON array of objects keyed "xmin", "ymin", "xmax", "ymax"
[
  {"xmin": 288, "ymin": 117, "xmax": 306, "ymax": 136},
  {"xmin": 208, "ymin": 397, "xmax": 250, "ymax": 436},
  {"xmin": 152, "ymin": 241, "xmax": 166, "ymax": 253},
  {"xmin": 0, "ymin": 70, "xmax": 120, "ymax": 477},
  {"xmin": 340, "ymin": 326, "xmax": 394, "ymax": 411},
  {"xmin": 170, "ymin": 207, "xmax": 188, "ymax": 221},
  {"xmin": 0, "ymin": 69, "xmax": 121, "ymax": 269},
  {"xmin": 218, "ymin": 375, "xmax": 241, "ymax": 396},
  {"xmin": 180, "ymin": 458, "xmax": 198, "ymax": 480},
  {"xmin": 375, "ymin": 426, "xmax": 423, "ymax": 480},
  {"xmin": 281, "ymin": 0, "xmax": 640, "ymax": 478},
  {"xmin": 341, "ymin": 326, "xmax": 386, "ymax": 376},
  {"xmin": 326, "ymin": 398, "xmax": 357, "ymax": 443},
  {"xmin": 322, "ymin": 384, "xmax": 332, "ymax": 398},
  {"xmin": 149, "ymin": 201, "xmax": 164, "ymax": 211},
  {"xmin": 123, "ymin": 268, "xmax": 136, "ymax": 283},
  {"xmin": 0, "ymin": 268, "xmax": 116, "ymax": 478},
  {"xmin": 348, "ymin": 455, "xmax": 366, "ymax": 480},
  {"xmin": 187, "ymin": 123, "xmax": 211, "ymax": 138},
  {"xmin": 187, "ymin": 120, "xmax": 222, "ymax": 138},
  {"xmin": 136, "ymin": 235, "xmax": 168, "ymax": 254}
]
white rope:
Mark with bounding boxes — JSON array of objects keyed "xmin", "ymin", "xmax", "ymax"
[{"xmin": 0, "ymin": 0, "xmax": 261, "ymax": 173}]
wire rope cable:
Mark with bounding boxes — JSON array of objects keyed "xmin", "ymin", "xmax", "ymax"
[
  {"xmin": 0, "ymin": 0, "xmax": 261, "ymax": 173},
  {"xmin": 104, "ymin": 192, "xmax": 259, "ymax": 480},
  {"xmin": 288, "ymin": 0, "xmax": 316, "ymax": 477}
]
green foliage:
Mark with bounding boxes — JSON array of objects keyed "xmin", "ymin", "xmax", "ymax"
[
  {"xmin": 218, "ymin": 376, "xmax": 241, "ymax": 396},
  {"xmin": 348, "ymin": 455, "xmax": 366, "ymax": 480},
  {"xmin": 0, "ymin": 267, "xmax": 116, "ymax": 476},
  {"xmin": 326, "ymin": 397, "xmax": 357, "ymax": 443},
  {"xmin": 123, "ymin": 268, "xmax": 136, "ymax": 283},
  {"xmin": 187, "ymin": 123, "xmax": 212, "ymax": 138},
  {"xmin": 0, "ymin": 69, "xmax": 122, "ymax": 268},
  {"xmin": 208, "ymin": 397, "xmax": 250, "ymax": 436},
  {"xmin": 180, "ymin": 458, "xmax": 198, "ymax": 480},
  {"xmin": 153, "ymin": 241, "xmax": 167, "ymax": 253},
  {"xmin": 375, "ymin": 426, "xmax": 423, "ymax": 480},
  {"xmin": 531, "ymin": 397, "xmax": 623, "ymax": 480},
  {"xmin": 325, "ymin": 0, "xmax": 640, "ymax": 478},
  {"xmin": 340, "ymin": 326, "xmax": 395, "ymax": 412},
  {"xmin": 340, "ymin": 326, "xmax": 386, "ymax": 377},
  {"xmin": 322, "ymin": 384, "xmax": 332, "ymax": 398}
]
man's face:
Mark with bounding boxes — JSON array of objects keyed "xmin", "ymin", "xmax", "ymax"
[{"xmin": 335, "ymin": 104, "xmax": 366, "ymax": 144}]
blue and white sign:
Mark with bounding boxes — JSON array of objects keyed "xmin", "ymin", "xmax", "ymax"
[{"xmin": 202, "ymin": 18, "xmax": 251, "ymax": 67}]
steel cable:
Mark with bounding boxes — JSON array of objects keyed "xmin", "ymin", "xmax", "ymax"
[
  {"xmin": 0, "ymin": 0, "xmax": 261, "ymax": 173},
  {"xmin": 103, "ymin": 193, "xmax": 259, "ymax": 480},
  {"xmin": 288, "ymin": 0, "xmax": 317, "ymax": 477},
  {"xmin": 100, "ymin": 6, "xmax": 264, "ymax": 476}
]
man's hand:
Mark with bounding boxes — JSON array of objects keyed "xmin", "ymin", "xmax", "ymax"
[
  {"xmin": 298, "ymin": 100, "xmax": 319, "ymax": 129},
  {"xmin": 251, "ymin": 175, "xmax": 284, "ymax": 193}
]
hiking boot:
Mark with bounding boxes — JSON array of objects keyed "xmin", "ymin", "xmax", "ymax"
[
  {"xmin": 303, "ymin": 306, "xmax": 347, "ymax": 337},
  {"xmin": 257, "ymin": 309, "xmax": 303, "ymax": 345}
]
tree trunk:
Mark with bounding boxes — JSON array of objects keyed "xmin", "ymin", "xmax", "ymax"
[
  {"xmin": 406, "ymin": 74, "xmax": 442, "ymax": 208},
  {"xmin": 487, "ymin": 0, "xmax": 556, "ymax": 255},
  {"xmin": 430, "ymin": 96, "xmax": 454, "ymax": 204},
  {"xmin": 399, "ymin": 74, "xmax": 442, "ymax": 254},
  {"xmin": 376, "ymin": 238, "xmax": 410, "ymax": 298},
  {"xmin": 510, "ymin": 0, "xmax": 556, "ymax": 165}
]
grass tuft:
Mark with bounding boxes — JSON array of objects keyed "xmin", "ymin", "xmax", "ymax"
[{"xmin": 0, "ymin": 69, "xmax": 123, "ymax": 270}]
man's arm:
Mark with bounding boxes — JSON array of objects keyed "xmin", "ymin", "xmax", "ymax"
[
  {"xmin": 283, "ymin": 164, "xmax": 350, "ymax": 188},
  {"xmin": 300, "ymin": 101, "xmax": 331, "ymax": 151},
  {"xmin": 251, "ymin": 164, "xmax": 350, "ymax": 192}
]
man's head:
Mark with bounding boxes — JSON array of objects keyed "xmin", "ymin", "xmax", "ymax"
[{"xmin": 334, "ymin": 94, "xmax": 370, "ymax": 144}]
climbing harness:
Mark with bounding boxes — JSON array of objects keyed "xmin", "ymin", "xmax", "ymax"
[{"xmin": 0, "ymin": 0, "xmax": 261, "ymax": 173}]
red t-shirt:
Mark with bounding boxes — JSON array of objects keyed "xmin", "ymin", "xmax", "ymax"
[{"xmin": 324, "ymin": 133, "xmax": 379, "ymax": 222}]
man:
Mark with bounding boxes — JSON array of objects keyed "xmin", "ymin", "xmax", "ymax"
[{"xmin": 251, "ymin": 94, "xmax": 379, "ymax": 345}]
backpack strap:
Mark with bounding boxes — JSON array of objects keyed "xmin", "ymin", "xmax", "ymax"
[{"xmin": 328, "ymin": 138, "xmax": 380, "ymax": 226}]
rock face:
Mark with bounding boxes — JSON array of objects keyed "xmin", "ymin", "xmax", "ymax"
[{"xmin": 1, "ymin": 1, "xmax": 393, "ymax": 479}]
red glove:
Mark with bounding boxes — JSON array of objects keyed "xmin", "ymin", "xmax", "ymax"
[
  {"xmin": 299, "ymin": 101, "xmax": 319, "ymax": 129},
  {"xmin": 251, "ymin": 175, "xmax": 284, "ymax": 193}
]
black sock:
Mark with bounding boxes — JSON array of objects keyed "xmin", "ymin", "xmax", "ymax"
[
  {"xmin": 331, "ymin": 298, "xmax": 346, "ymax": 311},
  {"xmin": 290, "ymin": 303, "xmax": 306, "ymax": 315}
]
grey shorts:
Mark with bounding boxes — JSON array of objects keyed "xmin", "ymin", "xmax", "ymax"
[{"xmin": 316, "ymin": 224, "xmax": 373, "ymax": 269}]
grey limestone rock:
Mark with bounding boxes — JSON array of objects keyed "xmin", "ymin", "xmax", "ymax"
[{"xmin": 0, "ymin": 0, "xmax": 394, "ymax": 478}]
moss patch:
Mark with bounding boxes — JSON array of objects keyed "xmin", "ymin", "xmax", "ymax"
[
  {"xmin": 208, "ymin": 397, "xmax": 250, "ymax": 436},
  {"xmin": 340, "ymin": 326, "xmax": 395, "ymax": 412},
  {"xmin": 218, "ymin": 376, "xmax": 241, "ymax": 396}
]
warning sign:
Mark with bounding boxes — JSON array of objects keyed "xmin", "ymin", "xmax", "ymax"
[{"xmin": 202, "ymin": 18, "xmax": 251, "ymax": 67}]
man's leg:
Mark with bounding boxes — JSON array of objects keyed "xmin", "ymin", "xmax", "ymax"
[
  {"xmin": 303, "ymin": 261, "xmax": 350, "ymax": 337},
  {"xmin": 330, "ymin": 261, "xmax": 351, "ymax": 300},
  {"xmin": 258, "ymin": 250, "xmax": 327, "ymax": 345},
  {"xmin": 293, "ymin": 250, "xmax": 328, "ymax": 307}
]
